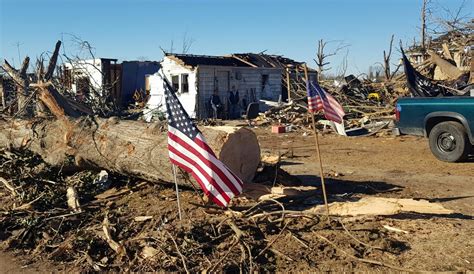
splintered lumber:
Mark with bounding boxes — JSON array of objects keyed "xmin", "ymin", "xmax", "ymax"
[
  {"xmin": 428, "ymin": 50, "xmax": 464, "ymax": 80},
  {"xmin": 304, "ymin": 197, "xmax": 454, "ymax": 216},
  {"xmin": 0, "ymin": 118, "xmax": 261, "ymax": 184},
  {"xmin": 33, "ymin": 84, "xmax": 81, "ymax": 118}
]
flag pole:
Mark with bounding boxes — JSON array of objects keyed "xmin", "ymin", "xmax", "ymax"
[
  {"xmin": 303, "ymin": 64, "xmax": 330, "ymax": 218},
  {"xmin": 172, "ymin": 164, "xmax": 183, "ymax": 220}
]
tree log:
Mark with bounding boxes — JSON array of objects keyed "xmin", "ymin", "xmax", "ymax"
[{"xmin": 0, "ymin": 118, "xmax": 261, "ymax": 184}]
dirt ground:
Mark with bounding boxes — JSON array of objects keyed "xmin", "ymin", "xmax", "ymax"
[
  {"xmin": 257, "ymin": 129, "xmax": 474, "ymax": 270},
  {"xmin": 1, "ymin": 129, "xmax": 473, "ymax": 272}
]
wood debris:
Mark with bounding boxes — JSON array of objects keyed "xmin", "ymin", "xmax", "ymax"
[
  {"xmin": 304, "ymin": 197, "xmax": 454, "ymax": 216},
  {"xmin": 102, "ymin": 213, "xmax": 126, "ymax": 255},
  {"xmin": 66, "ymin": 186, "xmax": 81, "ymax": 213},
  {"xmin": 382, "ymin": 224, "xmax": 409, "ymax": 234}
]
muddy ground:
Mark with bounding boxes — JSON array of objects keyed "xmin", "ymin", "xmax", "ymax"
[{"xmin": 1, "ymin": 128, "xmax": 473, "ymax": 272}]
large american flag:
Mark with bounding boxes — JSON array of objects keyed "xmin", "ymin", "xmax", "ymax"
[
  {"xmin": 162, "ymin": 76, "xmax": 243, "ymax": 207},
  {"xmin": 307, "ymin": 80, "xmax": 345, "ymax": 123}
]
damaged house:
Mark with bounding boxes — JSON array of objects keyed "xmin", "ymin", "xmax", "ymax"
[
  {"xmin": 146, "ymin": 53, "xmax": 282, "ymax": 119},
  {"xmin": 63, "ymin": 58, "xmax": 159, "ymax": 107},
  {"xmin": 146, "ymin": 53, "xmax": 317, "ymax": 120}
]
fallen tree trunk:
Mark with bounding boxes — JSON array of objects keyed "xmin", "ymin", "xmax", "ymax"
[
  {"xmin": 0, "ymin": 41, "xmax": 261, "ymax": 186},
  {"xmin": 0, "ymin": 118, "xmax": 261, "ymax": 184}
]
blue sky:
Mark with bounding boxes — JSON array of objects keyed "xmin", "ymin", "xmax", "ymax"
[{"xmin": 1, "ymin": 0, "xmax": 471, "ymax": 75}]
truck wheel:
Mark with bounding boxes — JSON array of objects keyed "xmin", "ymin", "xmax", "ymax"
[{"xmin": 428, "ymin": 121, "xmax": 470, "ymax": 162}]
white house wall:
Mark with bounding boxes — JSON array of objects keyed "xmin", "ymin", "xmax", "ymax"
[
  {"xmin": 146, "ymin": 57, "xmax": 197, "ymax": 119},
  {"xmin": 64, "ymin": 59, "xmax": 104, "ymax": 95}
]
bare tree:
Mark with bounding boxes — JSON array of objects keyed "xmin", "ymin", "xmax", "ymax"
[
  {"xmin": 13, "ymin": 42, "xmax": 23, "ymax": 67},
  {"xmin": 314, "ymin": 39, "xmax": 349, "ymax": 80},
  {"xmin": 159, "ymin": 32, "xmax": 195, "ymax": 55},
  {"xmin": 169, "ymin": 40, "xmax": 175, "ymax": 54},
  {"xmin": 382, "ymin": 35, "xmax": 402, "ymax": 81},
  {"xmin": 336, "ymin": 49, "xmax": 349, "ymax": 79},
  {"xmin": 420, "ymin": 0, "xmax": 432, "ymax": 50},
  {"xmin": 368, "ymin": 65, "xmax": 383, "ymax": 82},
  {"xmin": 433, "ymin": 0, "xmax": 471, "ymax": 34},
  {"xmin": 181, "ymin": 31, "xmax": 195, "ymax": 54}
]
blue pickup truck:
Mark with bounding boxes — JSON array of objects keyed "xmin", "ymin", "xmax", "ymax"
[{"xmin": 395, "ymin": 97, "xmax": 474, "ymax": 162}]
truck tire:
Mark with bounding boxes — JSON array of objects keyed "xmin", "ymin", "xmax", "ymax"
[{"xmin": 428, "ymin": 121, "xmax": 470, "ymax": 162}]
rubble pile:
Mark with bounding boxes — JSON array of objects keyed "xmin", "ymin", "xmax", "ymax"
[
  {"xmin": 258, "ymin": 103, "xmax": 310, "ymax": 129},
  {"xmin": 258, "ymin": 78, "xmax": 395, "ymax": 132},
  {"xmin": 399, "ymin": 27, "xmax": 473, "ymax": 96},
  {"xmin": 0, "ymin": 149, "xmax": 413, "ymax": 272}
]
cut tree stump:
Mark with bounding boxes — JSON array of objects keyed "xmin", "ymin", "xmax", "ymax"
[{"xmin": 0, "ymin": 118, "xmax": 261, "ymax": 184}]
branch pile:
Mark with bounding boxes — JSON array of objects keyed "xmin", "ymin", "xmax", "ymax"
[{"xmin": 0, "ymin": 149, "xmax": 413, "ymax": 272}]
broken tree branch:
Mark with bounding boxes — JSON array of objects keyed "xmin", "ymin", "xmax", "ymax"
[
  {"xmin": 2, "ymin": 58, "xmax": 30, "ymax": 114},
  {"xmin": 44, "ymin": 41, "xmax": 62, "ymax": 81},
  {"xmin": 0, "ymin": 176, "xmax": 17, "ymax": 197},
  {"xmin": 102, "ymin": 213, "xmax": 126, "ymax": 255},
  {"xmin": 166, "ymin": 230, "xmax": 189, "ymax": 274}
]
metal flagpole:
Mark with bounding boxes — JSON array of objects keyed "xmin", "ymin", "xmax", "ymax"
[
  {"xmin": 303, "ymin": 64, "xmax": 330, "ymax": 218},
  {"xmin": 172, "ymin": 164, "xmax": 183, "ymax": 220}
]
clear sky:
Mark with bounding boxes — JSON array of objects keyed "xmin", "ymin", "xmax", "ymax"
[{"xmin": 0, "ymin": 0, "xmax": 471, "ymax": 75}]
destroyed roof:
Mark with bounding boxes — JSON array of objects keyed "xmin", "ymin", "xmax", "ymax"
[
  {"xmin": 232, "ymin": 53, "xmax": 318, "ymax": 72},
  {"xmin": 164, "ymin": 52, "xmax": 317, "ymax": 71},
  {"xmin": 165, "ymin": 53, "xmax": 252, "ymax": 68},
  {"xmin": 233, "ymin": 53, "xmax": 301, "ymax": 68}
]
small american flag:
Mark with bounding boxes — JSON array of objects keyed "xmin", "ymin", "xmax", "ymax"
[
  {"xmin": 162, "ymin": 76, "xmax": 243, "ymax": 207},
  {"xmin": 306, "ymin": 80, "xmax": 345, "ymax": 123}
]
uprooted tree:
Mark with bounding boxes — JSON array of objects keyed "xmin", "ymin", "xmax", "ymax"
[{"xmin": 0, "ymin": 41, "xmax": 261, "ymax": 186}]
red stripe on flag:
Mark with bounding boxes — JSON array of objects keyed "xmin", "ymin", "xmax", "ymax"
[
  {"xmin": 168, "ymin": 145, "xmax": 231, "ymax": 204},
  {"xmin": 167, "ymin": 139, "xmax": 233, "ymax": 201},
  {"xmin": 169, "ymin": 157, "xmax": 225, "ymax": 207},
  {"xmin": 194, "ymin": 135, "xmax": 244, "ymax": 188},
  {"xmin": 193, "ymin": 136, "xmax": 218, "ymax": 158},
  {"xmin": 308, "ymin": 96, "xmax": 322, "ymax": 113},
  {"xmin": 168, "ymin": 132, "xmax": 241, "ymax": 195}
]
